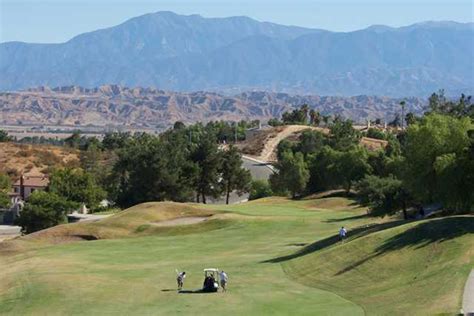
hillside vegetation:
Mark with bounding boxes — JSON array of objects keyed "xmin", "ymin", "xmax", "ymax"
[
  {"xmin": 240, "ymin": 125, "xmax": 386, "ymax": 161},
  {"xmin": 0, "ymin": 142, "xmax": 78, "ymax": 177}
]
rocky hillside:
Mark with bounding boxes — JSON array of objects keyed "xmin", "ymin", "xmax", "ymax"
[
  {"xmin": 1, "ymin": 12, "xmax": 472, "ymax": 96},
  {"xmin": 0, "ymin": 85, "xmax": 426, "ymax": 127}
]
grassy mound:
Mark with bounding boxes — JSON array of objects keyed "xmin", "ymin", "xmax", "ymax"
[
  {"xmin": 21, "ymin": 202, "xmax": 220, "ymax": 243},
  {"xmin": 283, "ymin": 216, "xmax": 474, "ymax": 315}
]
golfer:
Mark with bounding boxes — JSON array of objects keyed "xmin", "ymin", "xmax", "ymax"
[
  {"xmin": 177, "ymin": 271, "xmax": 186, "ymax": 290},
  {"xmin": 339, "ymin": 226, "xmax": 347, "ymax": 242},
  {"xmin": 219, "ymin": 270, "xmax": 228, "ymax": 292}
]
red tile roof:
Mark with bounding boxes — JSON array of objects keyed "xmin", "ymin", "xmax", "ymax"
[{"xmin": 13, "ymin": 175, "xmax": 49, "ymax": 188}]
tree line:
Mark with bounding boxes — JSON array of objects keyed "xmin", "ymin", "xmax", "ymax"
[
  {"xmin": 1, "ymin": 92, "xmax": 472, "ymax": 232},
  {"xmin": 269, "ymin": 92, "xmax": 473, "ymax": 217},
  {"xmin": 1, "ymin": 121, "xmax": 254, "ymax": 233}
]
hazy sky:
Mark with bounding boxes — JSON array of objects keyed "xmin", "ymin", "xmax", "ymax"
[{"xmin": 1, "ymin": 0, "xmax": 472, "ymax": 43}]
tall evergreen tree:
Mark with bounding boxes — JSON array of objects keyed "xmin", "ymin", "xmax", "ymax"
[
  {"xmin": 270, "ymin": 151, "xmax": 309, "ymax": 198},
  {"xmin": 221, "ymin": 146, "xmax": 251, "ymax": 204},
  {"xmin": 190, "ymin": 135, "xmax": 223, "ymax": 203}
]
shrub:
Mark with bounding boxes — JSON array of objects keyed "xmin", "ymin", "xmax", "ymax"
[
  {"xmin": 249, "ymin": 180, "xmax": 273, "ymax": 200},
  {"xmin": 16, "ymin": 191, "xmax": 78, "ymax": 233}
]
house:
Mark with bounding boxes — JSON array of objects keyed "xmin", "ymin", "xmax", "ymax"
[
  {"xmin": 1, "ymin": 175, "xmax": 49, "ymax": 225},
  {"xmin": 12, "ymin": 175, "xmax": 49, "ymax": 200}
]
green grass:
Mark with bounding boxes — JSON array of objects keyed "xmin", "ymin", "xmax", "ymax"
[
  {"xmin": 0, "ymin": 196, "xmax": 472, "ymax": 315},
  {"xmin": 284, "ymin": 216, "xmax": 473, "ymax": 315}
]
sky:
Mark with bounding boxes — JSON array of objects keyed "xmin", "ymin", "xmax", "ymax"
[{"xmin": 1, "ymin": 0, "xmax": 473, "ymax": 43}]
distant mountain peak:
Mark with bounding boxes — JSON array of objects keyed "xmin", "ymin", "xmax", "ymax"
[
  {"xmin": 0, "ymin": 12, "xmax": 472, "ymax": 96},
  {"xmin": 365, "ymin": 25, "xmax": 395, "ymax": 33}
]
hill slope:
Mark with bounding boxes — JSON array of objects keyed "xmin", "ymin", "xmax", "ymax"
[
  {"xmin": 0, "ymin": 85, "xmax": 426, "ymax": 126},
  {"xmin": 0, "ymin": 197, "xmax": 471, "ymax": 315},
  {"xmin": 0, "ymin": 142, "xmax": 78, "ymax": 177},
  {"xmin": 283, "ymin": 216, "xmax": 474, "ymax": 315},
  {"xmin": 1, "ymin": 12, "xmax": 472, "ymax": 96}
]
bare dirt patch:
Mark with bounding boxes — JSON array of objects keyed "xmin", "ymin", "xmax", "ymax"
[
  {"xmin": 240, "ymin": 125, "xmax": 328, "ymax": 162},
  {"xmin": 240, "ymin": 125, "xmax": 388, "ymax": 163},
  {"xmin": 0, "ymin": 142, "xmax": 79, "ymax": 177}
]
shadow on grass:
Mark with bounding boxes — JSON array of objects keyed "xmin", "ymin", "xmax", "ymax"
[
  {"xmin": 324, "ymin": 213, "xmax": 369, "ymax": 222},
  {"xmin": 178, "ymin": 289, "xmax": 215, "ymax": 294},
  {"xmin": 286, "ymin": 243, "xmax": 308, "ymax": 247},
  {"xmin": 262, "ymin": 219, "xmax": 407, "ymax": 263},
  {"xmin": 334, "ymin": 216, "xmax": 474, "ymax": 276}
]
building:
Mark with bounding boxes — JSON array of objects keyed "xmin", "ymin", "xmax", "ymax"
[
  {"xmin": 1, "ymin": 174, "xmax": 49, "ymax": 225},
  {"xmin": 12, "ymin": 175, "xmax": 49, "ymax": 200}
]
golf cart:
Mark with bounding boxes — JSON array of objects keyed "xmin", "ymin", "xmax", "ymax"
[{"xmin": 202, "ymin": 268, "xmax": 219, "ymax": 292}]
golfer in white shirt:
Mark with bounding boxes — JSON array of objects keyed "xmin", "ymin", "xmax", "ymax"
[
  {"xmin": 220, "ymin": 271, "xmax": 228, "ymax": 292},
  {"xmin": 339, "ymin": 226, "xmax": 347, "ymax": 242}
]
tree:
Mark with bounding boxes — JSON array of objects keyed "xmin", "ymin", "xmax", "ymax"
[
  {"xmin": 309, "ymin": 109, "xmax": 321, "ymax": 126},
  {"xmin": 112, "ymin": 133, "xmax": 197, "ymax": 207},
  {"xmin": 366, "ymin": 128, "xmax": 386, "ymax": 140},
  {"xmin": 0, "ymin": 173, "xmax": 11, "ymax": 191},
  {"xmin": 307, "ymin": 146, "xmax": 339, "ymax": 192},
  {"xmin": 355, "ymin": 175, "xmax": 408, "ymax": 218},
  {"xmin": 328, "ymin": 118, "xmax": 360, "ymax": 150},
  {"xmin": 220, "ymin": 146, "xmax": 252, "ymax": 204},
  {"xmin": 80, "ymin": 142, "xmax": 103, "ymax": 174},
  {"xmin": 427, "ymin": 89, "xmax": 447, "ymax": 113},
  {"xmin": 64, "ymin": 131, "xmax": 82, "ymax": 148},
  {"xmin": 426, "ymin": 91, "xmax": 473, "ymax": 118},
  {"xmin": 276, "ymin": 139, "xmax": 297, "ymax": 160},
  {"xmin": 0, "ymin": 192, "xmax": 10, "ymax": 209},
  {"xmin": 0, "ymin": 173, "xmax": 11, "ymax": 209},
  {"xmin": 0, "ymin": 130, "xmax": 11, "ymax": 142},
  {"xmin": 173, "ymin": 121, "xmax": 186, "ymax": 130},
  {"xmin": 49, "ymin": 168, "xmax": 106, "ymax": 209},
  {"xmin": 388, "ymin": 113, "xmax": 401, "ymax": 128},
  {"xmin": 268, "ymin": 118, "xmax": 283, "ymax": 127},
  {"xmin": 102, "ymin": 132, "xmax": 131, "ymax": 151},
  {"xmin": 433, "ymin": 149, "xmax": 474, "ymax": 213},
  {"xmin": 367, "ymin": 150, "xmax": 390, "ymax": 177},
  {"xmin": 297, "ymin": 130, "xmax": 326, "ymax": 156},
  {"xmin": 405, "ymin": 112, "xmax": 418, "ymax": 126},
  {"xmin": 191, "ymin": 135, "xmax": 223, "ymax": 203},
  {"xmin": 335, "ymin": 147, "xmax": 372, "ymax": 193},
  {"xmin": 322, "ymin": 115, "xmax": 331, "ymax": 126},
  {"xmin": 402, "ymin": 114, "xmax": 472, "ymax": 204},
  {"xmin": 281, "ymin": 105, "xmax": 310, "ymax": 125},
  {"xmin": 16, "ymin": 191, "xmax": 77, "ymax": 233},
  {"xmin": 270, "ymin": 151, "xmax": 309, "ymax": 198},
  {"xmin": 400, "ymin": 100, "xmax": 406, "ymax": 129},
  {"xmin": 249, "ymin": 180, "xmax": 273, "ymax": 200}
]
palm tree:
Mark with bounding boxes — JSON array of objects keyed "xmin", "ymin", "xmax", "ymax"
[{"xmin": 400, "ymin": 100, "xmax": 406, "ymax": 129}]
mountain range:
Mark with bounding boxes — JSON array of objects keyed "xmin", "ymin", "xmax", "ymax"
[
  {"xmin": 1, "ymin": 12, "xmax": 473, "ymax": 96},
  {"xmin": 0, "ymin": 85, "xmax": 426, "ymax": 127}
]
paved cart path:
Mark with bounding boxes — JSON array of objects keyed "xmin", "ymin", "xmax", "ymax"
[{"xmin": 463, "ymin": 269, "xmax": 474, "ymax": 314}]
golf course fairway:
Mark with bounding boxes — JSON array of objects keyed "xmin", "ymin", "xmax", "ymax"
[{"xmin": 0, "ymin": 196, "xmax": 472, "ymax": 315}]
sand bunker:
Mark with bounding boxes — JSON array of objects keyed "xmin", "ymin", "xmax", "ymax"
[{"xmin": 151, "ymin": 216, "xmax": 211, "ymax": 227}]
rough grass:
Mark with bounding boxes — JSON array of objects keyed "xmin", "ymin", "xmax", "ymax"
[
  {"xmin": 0, "ymin": 196, "xmax": 472, "ymax": 315},
  {"xmin": 283, "ymin": 216, "xmax": 474, "ymax": 315},
  {"xmin": 20, "ymin": 202, "xmax": 218, "ymax": 242}
]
